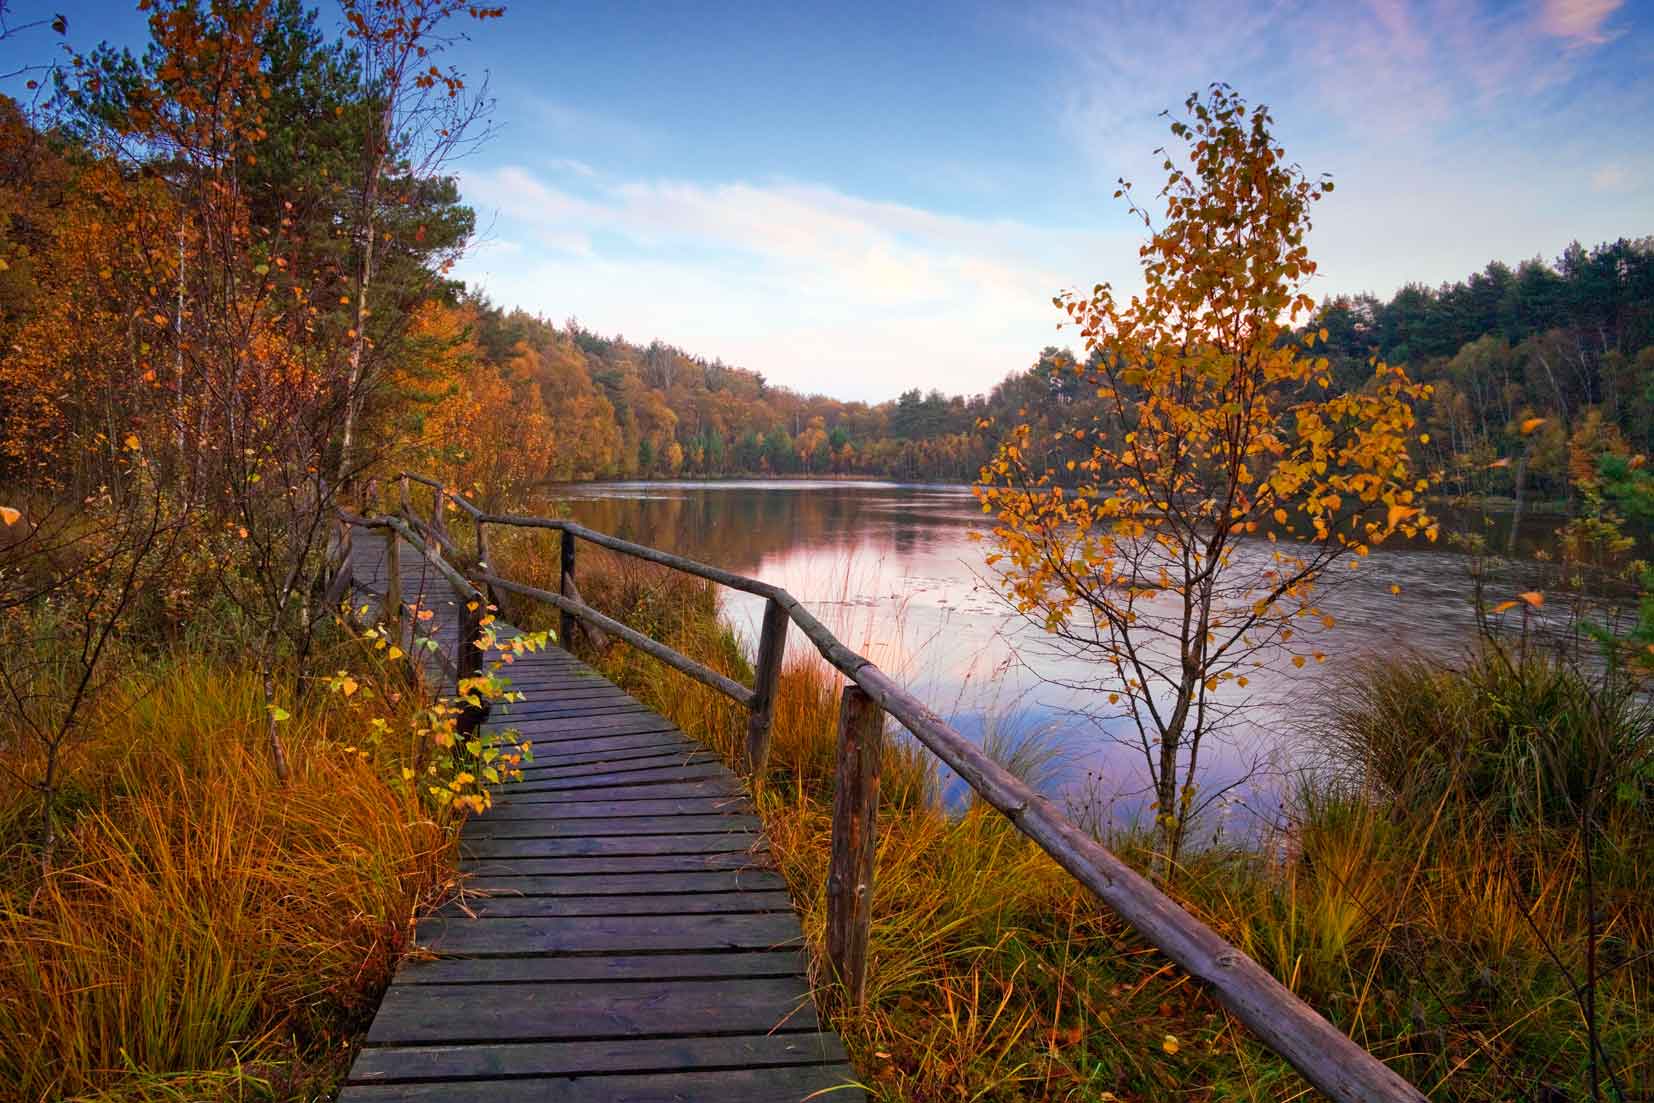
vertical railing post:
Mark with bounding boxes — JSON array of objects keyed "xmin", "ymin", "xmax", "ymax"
[
  {"xmin": 558, "ymin": 530, "xmax": 576, "ymax": 651},
  {"xmin": 432, "ymin": 484, "xmax": 448, "ymax": 540},
  {"xmin": 827, "ymin": 683, "xmax": 882, "ymax": 1010},
  {"xmin": 743, "ymin": 597, "xmax": 790, "ymax": 777},
  {"xmin": 399, "ymin": 474, "xmax": 412, "ymax": 518},
  {"xmin": 383, "ymin": 526, "xmax": 403, "ymax": 641},
  {"xmin": 455, "ymin": 595, "xmax": 488, "ymax": 739},
  {"xmin": 323, "ymin": 517, "xmax": 355, "ymax": 610}
]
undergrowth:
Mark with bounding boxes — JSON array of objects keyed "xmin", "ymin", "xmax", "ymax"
[{"xmin": 0, "ymin": 656, "xmax": 458, "ymax": 1102}]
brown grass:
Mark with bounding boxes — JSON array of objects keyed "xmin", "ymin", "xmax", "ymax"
[{"xmin": 0, "ymin": 659, "xmax": 456, "ymax": 1102}]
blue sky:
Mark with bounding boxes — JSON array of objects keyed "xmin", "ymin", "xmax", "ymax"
[{"xmin": 4, "ymin": 0, "xmax": 1651, "ymax": 400}]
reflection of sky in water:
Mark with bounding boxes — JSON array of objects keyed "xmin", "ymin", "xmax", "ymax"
[{"xmin": 548, "ymin": 480, "xmax": 1563, "ymax": 832}]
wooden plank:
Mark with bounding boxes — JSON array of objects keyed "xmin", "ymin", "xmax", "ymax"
[
  {"xmin": 496, "ymin": 683, "xmax": 635, "ymax": 701},
  {"xmin": 517, "ymin": 750, "xmax": 713, "ymax": 780},
  {"xmin": 459, "ymin": 869, "xmax": 784, "ymax": 897},
  {"xmin": 396, "ymin": 948, "xmax": 805, "ymax": 985},
  {"xmin": 498, "ymin": 713, "xmax": 684, "ymax": 737},
  {"xmin": 415, "ymin": 912, "xmax": 802, "ymax": 957},
  {"xmin": 482, "ymin": 795, "xmax": 751, "ymax": 819},
  {"xmin": 494, "ymin": 778, "xmax": 744, "ymax": 803},
  {"xmin": 493, "ymin": 700, "xmax": 653, "ymax": 721},
  {"xmin": 459, "ymin": 851, "xmax": 768, "ymax": 876},
  {"xmin": 365, "ymin": 976, "xmax": 817, "ymax": 1044},
  {"xmin": 338, "ymin": 1064, "xmax": 863, "ymax": 1102},
  {"xmin": 435, "ymin": 890, "xmax": 796, "ymax": 918},
  {"xmin": 466, "ymin": 814, "xmax": 762, "ymax": 838},
  {"xmin": 507, "ymin": 762, "xmax": 733, "ymax": 794},
  {"xmin": 511, "ymin": 732, "xmax": 696, "ymax": 760},
  {"xmin": 487, "ymin": 715, "xmax": 682, "ymax": 741},
  {"xmin": 462, "ymin": 832, "xmax": 758, "ymax": 860},
  {"xmin": 525, "ymin": 741, "xmax": 700, "ymax": 768},
  {"xmin": 348, "ymin": 1031, "xmax": 846, "ymax": 1084}
]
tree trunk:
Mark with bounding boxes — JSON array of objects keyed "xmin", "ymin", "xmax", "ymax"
[
  {"xmin": 261, "ymin": 657, "xmax": 292, "ymax": 785},
  {"xmin": 336, "ymin": 109, "xmax": 389, "ymax": 487}
]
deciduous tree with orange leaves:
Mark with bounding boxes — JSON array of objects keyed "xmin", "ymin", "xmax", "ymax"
[{"xmin": 976, "ymin": 86, "xmax": 1437, "ymax": 868}]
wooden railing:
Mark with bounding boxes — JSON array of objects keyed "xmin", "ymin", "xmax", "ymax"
[{"xmin": 334, "ymin": 473, "xmax": 1426, "ymax": 1103}]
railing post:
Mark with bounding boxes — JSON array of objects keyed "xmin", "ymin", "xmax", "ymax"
[
  {"xmin": 323, "ymin": 518, "xmax": 354, "ymax": 610},
  {"xmin": 558, "ymin": 530, "xmax": 576, "ymax": 651},
  {"xmin": 456, "ymin": 596, "xmax": 488, "ymax": 739},
  {"xmin": 399, "ymin": 474, "xmax": 412, "ymax": 518},
  {"xmin": 383, "ymin": 527, "xmax": 403, "ymax": 639},
  {"xmin": 475, "ymin": 518, "xmax": 501, "ymax": 612},
  {"xmin": 743, "ymin": 597, "xmax": 789, "ymax": 777},
  {"xmin": 827, "ymin": 683, "xmax": 882, "ymax": 1010},
  {"xmin": 432, "ymin": 484, "xmax": 448, "ymax": 540}
]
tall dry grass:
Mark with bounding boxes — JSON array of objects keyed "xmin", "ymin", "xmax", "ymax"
[
  {"xmin": 495, "ymin": 529, "xmax": 1654, "ymax": 1100},
  {"xmin": 0, "ymin": 659, "xmax": 455, "ymax": 1102}
]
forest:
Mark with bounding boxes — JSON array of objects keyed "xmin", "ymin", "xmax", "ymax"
[{"xmin": 431, "ymin": 238, "xmax": 1654, "ymax": 497}]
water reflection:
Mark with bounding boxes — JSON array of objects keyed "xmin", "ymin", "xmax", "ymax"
[{"xmin": 541, "ymin": 480, "xmax": 1574, "ymax": 829}]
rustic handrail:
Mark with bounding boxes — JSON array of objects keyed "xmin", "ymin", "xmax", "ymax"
[{"xmin": 343, "ymin": 475, "xmax": 1425, "ymax": 1103}]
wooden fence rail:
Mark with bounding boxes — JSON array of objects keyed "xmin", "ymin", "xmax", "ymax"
[{"xmin": 333, "ymin": 473, "xmax": 1427, "ymax": 1103}]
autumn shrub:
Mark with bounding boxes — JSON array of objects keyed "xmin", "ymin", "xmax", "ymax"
[{"xmin": 0, "ymin": 657, "xmax": 456, "ymax": 1102}]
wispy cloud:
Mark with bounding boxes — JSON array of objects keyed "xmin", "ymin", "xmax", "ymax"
[
  {"xmin": 1539, "ymin": 0, "xmax": 1625, "ymax": 44},
  {"xmin": 1044, "ymin": 0, "xmax": 1648, "ymax": 299},
  {"xmin": 457, "ymin": 167, "xmax": 1125, "ymax": 399}
]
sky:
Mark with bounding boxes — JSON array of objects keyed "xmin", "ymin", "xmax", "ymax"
[{"xmin": 3, "ymin": 0, "xmax": 1652, "ymax": 402}]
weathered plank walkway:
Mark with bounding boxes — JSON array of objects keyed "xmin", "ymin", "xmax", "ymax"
[{"xmin": 337, "ymin": 534, "xmax": 861, "ymax": 1102}]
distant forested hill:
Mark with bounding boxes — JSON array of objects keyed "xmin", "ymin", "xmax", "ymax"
[{"xmin": 456, "ymin": 236, "xmax": 1653, "ymax": 498}]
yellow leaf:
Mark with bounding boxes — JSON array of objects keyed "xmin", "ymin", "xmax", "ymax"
[
  {"xmin": 1520, "ymin": 417, "xmax": 1546, "ymax": 435},
  {"xmin": 1487, "ymin": 457, "xmax": 1511, "ymax": 469},
  {"xmin": 0, "ymin": 506, "xmax": 19, "ymax": 526},
  {"xmin": 1162, "ymin": 1034, "xmax": 1180, "ymax": 1055},
  {"xmin": 1390, "ymin": 584, "xmax": 1401, "ymax": 595},
  {"xmin": 124, "ymin": 433, "xmax": 141, "ymax": 451},
  {"xmin": 1272, "ymin": 509, "xmax": 1287, "ymax": 525},
  {"xmin": 340, "ymin": 676, "xmax": 359, "ymax": 697},
  {"xmin": 1292, "ymin": 655, "xmax": 1306, "ymax": 668},
  {"xmin": 387, "ymin": 646, "xmax": 403, "ymax": 660},
  {"xmin": 1519, "ymin": 591, "xmax": 1543, "ymax": 608},
  {"xmin": 1386, "ymin": 504, "xmax": 1418, "ymax": 529}
]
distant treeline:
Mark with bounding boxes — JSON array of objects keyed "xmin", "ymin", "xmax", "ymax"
[{"xmin": 457, "ymin": 235, "xmax": 1654, "ymax": 497}]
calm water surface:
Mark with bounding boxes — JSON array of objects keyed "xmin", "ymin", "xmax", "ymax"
[{"xmin": 541, "ymin": 480, "xmax": 1569, "ymax": 830}]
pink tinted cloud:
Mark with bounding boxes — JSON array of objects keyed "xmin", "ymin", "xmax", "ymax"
[{"xmin": 1539, "ymin": 0, "xmax": 1625, "ymax": 44}]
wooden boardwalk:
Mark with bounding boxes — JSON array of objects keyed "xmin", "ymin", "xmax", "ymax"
[{"xmin": 337, "ymin": 535, "xmax": 861, "ymax": 1102}]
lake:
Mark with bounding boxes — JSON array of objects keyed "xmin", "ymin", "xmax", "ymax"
[{"xmin": 541, "ymin": 479, "xmax": 1571, "ymax": 832}]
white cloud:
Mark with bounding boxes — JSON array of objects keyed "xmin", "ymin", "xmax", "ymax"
[{"xmin": 456, "ymin": 166, "xmax": 1129, "ymax": 399}]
